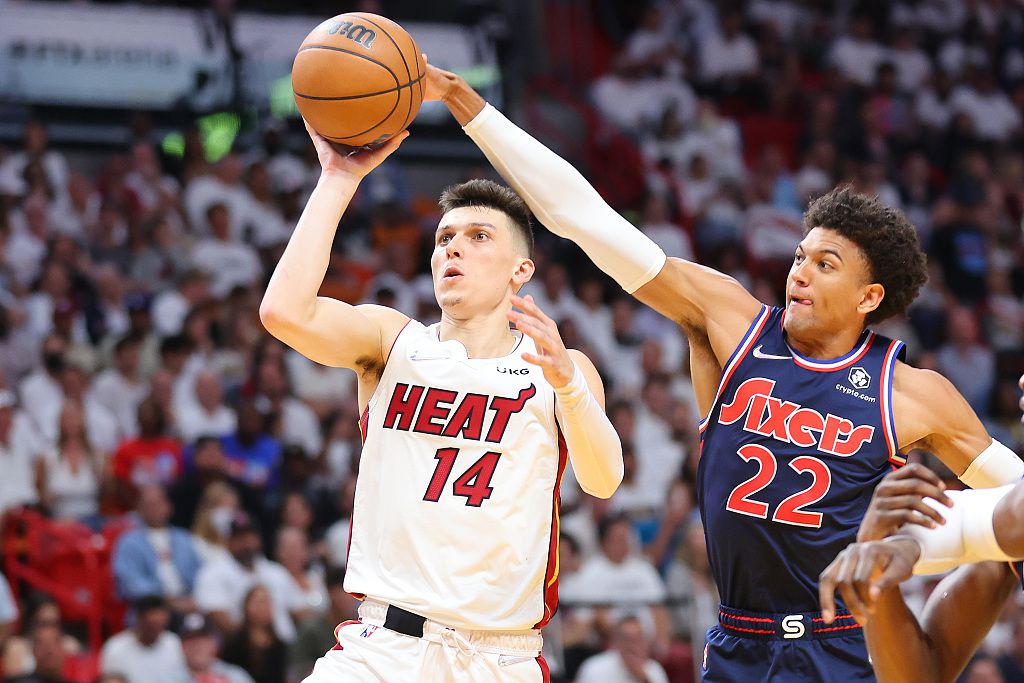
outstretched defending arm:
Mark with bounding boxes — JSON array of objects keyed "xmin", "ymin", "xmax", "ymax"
[
  {"xmin": 260, "ymin": 124, "xmax": 409, "ymax": 372},
  {"xmin": 426, "ymin": 65, "xmax": 761, "ymax": 353}
]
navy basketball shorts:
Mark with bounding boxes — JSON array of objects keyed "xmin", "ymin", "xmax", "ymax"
[{"xmin": 701, "ymin": 605, "xmax": 875, "ymax": 682}]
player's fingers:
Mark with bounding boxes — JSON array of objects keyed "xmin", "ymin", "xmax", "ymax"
[
  {"xmin": 509, "ymin": 311, "xmax": 550, "ymax": 348},
  {"xmin": 882, "ymin": 477, "xmax": 952, "ymax": 508},
  {"xmin": 512, "ymin": 295, "xmax": 556, "ymax": 330},
  {"xmin": 367, "ymin": 130, "xmax": 409, "ymax": 163},
  {"xmin": 851, "ymin": 551, "xmax": 884, "ymax": 614},
  {"xmin": 818, "ymin": 560, "xmax": 841, "ymax": 623},
  {"xmin": 833, "ymin": 552, "xmax": 868, "ymax": 624},
  {"xmin": 520, "ymin": 351, "xmax": 546, "ymax": 367},
  {"xmin": 870, "ymin": 555, "xmax": 909, "ymax": 600},
  {"xmin": 879, "ymin": 497, "xmax": 945, "ymax": 526}
]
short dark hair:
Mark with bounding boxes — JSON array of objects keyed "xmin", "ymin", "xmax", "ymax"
[
  {"xmin": 803, "ymin": 187, "xmax": 927, "ymax": 325},
  {"xmin": 438, "ymin": 179, "xmax": 534, "ymax": 257}
]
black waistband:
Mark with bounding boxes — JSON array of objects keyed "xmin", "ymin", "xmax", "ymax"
[
  {"xmin": 718, "ymin": 604, "xmax": 862, "ymax": 640},
  {"xmin": 383, "ymin": 604, "xmax": 428, "ymax": 638}
]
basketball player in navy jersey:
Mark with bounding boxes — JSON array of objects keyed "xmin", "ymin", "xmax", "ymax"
[
  {"xmin": 817, "ymin": 374, "xmax": 1024, "ymax": 682},
  {"xmin": 425, "ymin": 64, "xmax": 1024, "ymax": 680}
]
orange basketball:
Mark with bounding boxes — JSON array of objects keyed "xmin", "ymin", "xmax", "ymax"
[{"xmin": 292, "ymin": 13, "xmax": 425, "ymax": 148}]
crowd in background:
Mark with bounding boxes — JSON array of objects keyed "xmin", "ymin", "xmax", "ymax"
[{"xmin": 0, "ymin": 1, "xmax": 1023, "ymax": 682}]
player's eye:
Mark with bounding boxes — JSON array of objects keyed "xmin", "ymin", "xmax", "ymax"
[
  {"xmin": 794, "ymin": 253, "xmax": 804, "ymax": 263},
  {"xmin": 475, "ymin": 232, "xmax": 489, "ymax": 240},
  {"xmin": 819, "ymin": 260, "xmax": 833, "ymax": 271},
  {"xmin": 438, "ymin": 234, "xmax": 452, "ymax": 245}
]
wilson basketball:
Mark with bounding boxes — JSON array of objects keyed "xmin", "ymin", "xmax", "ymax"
[{"xmin": 292, "ymin": 13, "xmax": 425, "ymax": 148}]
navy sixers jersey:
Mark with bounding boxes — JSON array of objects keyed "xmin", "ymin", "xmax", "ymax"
[{"xmin": 698, "ymin": 305, "xmax": 905, "ymax": 613}]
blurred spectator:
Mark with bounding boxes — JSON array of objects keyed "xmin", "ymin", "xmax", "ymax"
[
  {"xmin": 99, "ymin": 596, "xmax": 188, "ymax": 683},
  {"xmin": 17, "ymin": 334, "xmax": 65, "ymax": 431},
  {"xmin": 963, "ymin": 654, "xmax": 1008, "ymax": 683},
  {"xmin": 190, "ymin": 204, "xmax": 262, "ymax": 299},
  {"xmin": 151, "ymin": 270, "xmax": 212, "ymax": 339},
  {"xmin": 0, "ymin": 390, "xmax": 41, "ymax": 516},
  {"xmin": 828, "ymin": 14, "xmax": 885, "ymax": 87},
  {"xmin": 183, "ymin": 154, "xmax": 248, "ymax": 239},
  {"xmin": 936, "ymin": 307, "xmax": 996, "ymax": 418},
  {"xmin": 2, "ymin": 623, "xmax": 72, "ymax": 683},
  {"xmin": 323, "ymin": 477, "xmax": 356, "ymax": 569},
  {"xmin": 188, "ymin": 480, "xmax": 241, "ymax": 564},
  {"xmin": 698, "ymin": 10, "xmax": 759, "ymax": 86},
  {"xmin": 275, "ymin": 526, "xmax": 325, "ymax": 619},
  {"xmin": 0, "ymin": 573, "xmax": 16, "ymax": 654},
  {"xmin": 176, "ymin": 370, "xmax": 236, "ymax": 445},
  {"xmin": 288, "ymin": 568, "xmax": 358, "ymax": 680},
  {"xmin": 193, "ymin": 512, "xmax": 302, "ymax": 641},
  {"xmin": 58, "ymin": 360, "xmax": 120, "ymax": 458},
  {"xmin": 220, "ymin": 586, "xmax": 286, "ymax": 683},
  {"xmin": 112, "ymin": 485, "xmax": 201, "ymax": 613},
  {"xmin": 250, "ymin": 357, "xmax": 321, "ymax": 456},
  {"xmin": 37, "ymin": 400, "xmax": 100, "ymax": 523},
  {"xmin": 220, "ymin": 401, "xmax": 281, "ymax": 491},
  {"xmin": 561, "ymin": 514, "xmax": 670, "ymax": 649},
  {"xmin": 0, "ymin": 122, "xmax": 68, "ymax": 204},
  {"xmin": 575, "ymin": 616, "xmax": 669, "ymax": 683},
  {"xmin": 88, "ymin": 333, "xmax": 147, "ymax": 438},
  {"xmin": 179, "ymin": 613, "xmax": 254, "ymax": 683},
  {"xmin": 109, "ymin": 398, "xmax": 183, "ymax": 511}
]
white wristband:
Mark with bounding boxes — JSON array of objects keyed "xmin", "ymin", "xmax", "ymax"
[
  {"xmin": 904, "ymin": 485, "xmax": 1016, "ymax": 575},
  {"xmin": 959, "ymin": 439, "xmax": 1024, "ymax": 489}
]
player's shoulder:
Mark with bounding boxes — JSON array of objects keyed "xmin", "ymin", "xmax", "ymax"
[
  {"xmin": 353, "ymin": 303, "xmax": 412, "ymax": 330},
  {"xmin": 891, "ymin": 361, "xmax": 959, "ymax": 403}
]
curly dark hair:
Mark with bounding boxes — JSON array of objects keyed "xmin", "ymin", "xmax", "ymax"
[
  {"xmin": 439, "ymin": 179, "xmax": 534, "ymax": 257},
  {"xmin": 803, "ymin": 187, "xmax": 928, "ymax": 325}
]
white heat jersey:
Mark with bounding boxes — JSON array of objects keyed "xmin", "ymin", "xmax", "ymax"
[{"xmin": 344, "ymin": 320, "xmax": 567, "ymax": 632}]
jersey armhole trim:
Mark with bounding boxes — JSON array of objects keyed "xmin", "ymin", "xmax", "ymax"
[
  {"xmin": 698, "ymin": 305, "xmax": 772, "ymax": 434},
  {"xmin": 880, "ymin": 338, "xmax": 905, "ymax": 465}
]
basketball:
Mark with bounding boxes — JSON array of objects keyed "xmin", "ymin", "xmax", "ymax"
[{"xmin": 292, "ymin": 13, "xmax": 425, "ymax": 148}]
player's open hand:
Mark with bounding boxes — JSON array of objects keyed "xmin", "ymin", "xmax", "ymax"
[
  {"xmin": 818, "ymin": 536, "xmax": 921, "ymax": 625},
  {"xmin": 508, "ymin": 295, "xmax": 574, "ymax": 388},
  {"xmin": 857, "ymin": 463, "xmax": 952, "ymax": 542},
  {"xmin": 302, "ymin": 118, "xmax": 408, "ymax": 181}
]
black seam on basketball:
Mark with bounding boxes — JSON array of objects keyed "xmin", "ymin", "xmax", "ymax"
[
  {"xmin": 350, "ymin": 14, "xmax": 415, "ymax": 131},
  {"xmin": 294, "ymin": 72, "xmax": 424, "ymax": 101},
  {"xmin": 296, "ymin": 43, "xmax": 402, "ymax": 140},
  {"xmin": 296, "ymin": 44, "xmax": 400, "ymax": 87}
]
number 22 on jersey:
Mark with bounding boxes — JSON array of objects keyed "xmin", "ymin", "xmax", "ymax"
[{"xmin": 726, "ymin": 444, "xmax": 832, "ymax": 528}]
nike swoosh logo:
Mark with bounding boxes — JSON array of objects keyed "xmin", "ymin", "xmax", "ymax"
[
  {"xmin": 752, "ymin": 345, "xmax": 792, "ymax": 361},
  {"xmin": 498, "ymin": 654, "xmax": 536, "ymax": 667},
  {"xmin": 409, "ymin": 352, "xmax": 451, "ymax": 361}
]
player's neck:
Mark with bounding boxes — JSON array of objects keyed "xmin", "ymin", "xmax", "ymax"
[
  {"xmin": 786, "ymin": 326, "xmax": 865, "ymax": 360},
  {"xmin": 438, "ymin": 311, "xmax": 518, "ymax": 359}
]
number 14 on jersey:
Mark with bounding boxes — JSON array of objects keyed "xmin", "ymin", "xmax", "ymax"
[{"xmin": 423, "ymin": 447, "xmax": 502, "ymax": 507}]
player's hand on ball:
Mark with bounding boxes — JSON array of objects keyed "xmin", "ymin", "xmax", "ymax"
[
  {"xmin": 421, "ymin": 55, "xmax": 459, "ymax": 103},
  {"xmin": 818, "ymin": 536, "xmax": 921, "ymax": 625},
  {"xmin": 856, "ymin": 463, "xmax": 952, "ymax": 542},
  {"xmin": 508, "ymin": 295, "xmax": 574, "ymax": 389},
  {"xmin": 302, "ymin": 118, "xmax": 408, "ymax": 181}
]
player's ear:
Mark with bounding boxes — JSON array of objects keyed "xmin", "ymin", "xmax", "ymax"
[
  {"xmin": 857, "ymin": 283, "xmax": 884, "ymax": 316},
  {"xmin": 512, "ymin": 257, "xmax": 535, "ymax": 288}
]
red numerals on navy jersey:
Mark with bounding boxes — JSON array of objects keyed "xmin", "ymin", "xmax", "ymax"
[
  {"xmin": 423, "ymin": 448, "xmax": 501, "ymax": 507},
  {"xmin": 725, "ymin": 446, "xmax": 831, "ymax": 528}
]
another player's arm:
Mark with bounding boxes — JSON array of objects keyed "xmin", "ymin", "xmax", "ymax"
[
  {"xmin": 893, "ymin": 364, "xmax": 1024, "ymax": 486},
  {"xmin": 426, "ymin": 64, "xmax": 763, "ymax": 365},
  {"xmin": 260, "ymin": 123, "xmax": 410, "ymax": 373},
  {"xmin": 509, "ymin": 295, "xmax": 623, "ymax": 498}
]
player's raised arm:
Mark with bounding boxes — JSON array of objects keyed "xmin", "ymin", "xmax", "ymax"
[
  {"xmin": 424, "ymin": 64, "xmax": 761, "ymax": 348},
  {"xmin": 260, "ymin": 123, "xmax": 410, "ymax": 371}
]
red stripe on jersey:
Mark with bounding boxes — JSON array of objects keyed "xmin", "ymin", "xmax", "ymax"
[
  {"xmin": 536, "ymin": 654, "xmax": 551, "ymax": 682},
  {"xmin": 359, "ymin": 405, "xmax": 369, "ymax": 443},
  {"xmin": 533, "ymin": 430, "xmax": 568, "ymax": 629}
]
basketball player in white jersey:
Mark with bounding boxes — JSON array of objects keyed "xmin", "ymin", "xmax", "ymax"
[{"xmin": 259, "ymin": 123, "xmax": 623, "ymax": 682}]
